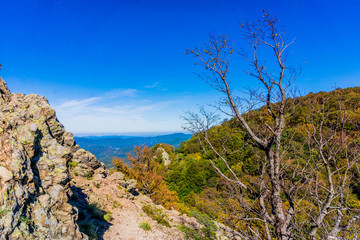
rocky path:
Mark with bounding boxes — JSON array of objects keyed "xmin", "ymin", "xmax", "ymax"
[{"xmin": 72, "ymin": 174, "xmax": 186, "ymax": 240}]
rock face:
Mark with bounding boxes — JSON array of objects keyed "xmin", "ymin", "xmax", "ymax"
[
  {"xmin": 155, "ymin": 146, "xmax": 171, "ymax": 166},
  {"xmin": 0, "ymin": 77, "xmax": 107, "ymax": 239}
]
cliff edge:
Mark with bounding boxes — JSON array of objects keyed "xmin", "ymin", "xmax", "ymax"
[{"xmin": 0, "ymin": 77, "xmax": 107, "ymax": 239}]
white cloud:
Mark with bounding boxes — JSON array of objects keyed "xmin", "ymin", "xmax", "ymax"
[
  {"xmin": 53, "ymin": 91, "xmax": 185, "ymax": 134},
  {"xmin": 104, "ymin": 88, "xmax": 139, "ymax": 98},
  {"xmin": 145, "ymin": 82, "xmax": 168, "ymax": 91},
  {"xmin": 144, "ymin": 82, "xmax": 159, "ymax": 89},
  {"xmin": 56, "ymin": 97, "xmax": 101, "ymax": 109}
]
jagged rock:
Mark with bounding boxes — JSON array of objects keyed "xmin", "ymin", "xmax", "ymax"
[
  {"xmin": 108, "ymin": 171, "xmax": 125, "ymax": 184},
  {"xmin": 119, "ymin": 179, "xmax": 137, "ymax": 194},
  {"xmin": 73, "ymin": 164, "xmax": 92, "ymax": 177},
  {"xmin": 0, "ymin": 77, "xmax": 11, "ymax": 101},
  {"xmin": 73, "ymin": 148, "xmax": 103, "ymax": 170},
  {"xmin": 63, "ymin": 131, "xmax": 75, "ymax": 147},
  {"xmin": 155, "ymin": 146, "xmax": 171, "ymax": 166},
  {"xmin": 93, "ymin": 174, "xmax": 103, "ymax": 185},
  {"xmin": 92, "ymin": 167, "xmax": 108, "ymax": 185},
  {"xmin": 127, "ymin": 179, "xmax": 137, "ymax": 191},
  {"xmin": 0, "ymin": 77, "xmax": 108, "ymax": 239},
  {"xmin": 0, "ymin": 166, "xmax": 12, "ymax": 182}
]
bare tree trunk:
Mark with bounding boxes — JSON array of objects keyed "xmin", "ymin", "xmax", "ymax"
[{"xmin": 184, "ymin": 11, "xmax": 360, "ymax": 239}]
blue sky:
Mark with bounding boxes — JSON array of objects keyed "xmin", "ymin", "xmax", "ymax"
[{"xmin": 1, "ymin": 0, "xmax": 359, "ymax": 135}]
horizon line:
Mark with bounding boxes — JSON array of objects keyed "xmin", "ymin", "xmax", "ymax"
[{"xmin": 73, "ymin": 131, "xmax": 191, "ymax": 137}]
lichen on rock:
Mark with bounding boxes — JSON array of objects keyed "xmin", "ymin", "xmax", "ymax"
[{"xmin": 0, "ymin": 77, "xmax": 107, "ymax": 239}]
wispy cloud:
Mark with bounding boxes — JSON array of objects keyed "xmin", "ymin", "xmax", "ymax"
[
  {"xmin": 53, "ymin": 91, "xmax": 185, "ymax": 133},
  {"xmin": 104, "ymin": 88, "xmax": 139, "ymax": 98},
  {"xmin": 56, "ymin": 97, "xmax": 101, "ymax": 109},
  {"xmin": 144, "ymin": 82, "xmax": 159, "ymax": 89},
  {"xmin": 144, "ymin": 82, "xmax": 168, "ymax": 91}
]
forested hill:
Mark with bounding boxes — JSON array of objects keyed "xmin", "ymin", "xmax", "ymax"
[
  {"xmin": 75, "ymin": 133, "xmax": 192, "ymax": 167},
  {"xmin": 170, "ymin": 86, "xmax": 360, "ymax": 238},
  {"xmin": 113, "ymin": 86, "xmax": 360, "ymax": 239}
]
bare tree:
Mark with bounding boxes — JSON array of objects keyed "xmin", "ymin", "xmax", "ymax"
[
  {"xmin": 183, "ymin": 11, "xmax": 360, "ymax": 239},
  {"xmin": 302, "ymin": 96, "xmax": 360, "ymax": 239}
]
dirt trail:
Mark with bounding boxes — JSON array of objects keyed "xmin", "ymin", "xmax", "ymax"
[{"xmin": 73, "ymin": 175, "xmax": 186, "ymax": 240}]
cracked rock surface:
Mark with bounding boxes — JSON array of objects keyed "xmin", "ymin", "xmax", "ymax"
[{"xmin": 0, "ymin": 77, "xmax": 106, "ymax": 239}]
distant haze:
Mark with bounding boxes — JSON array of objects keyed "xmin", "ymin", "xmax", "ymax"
[
  {"xmin": 74, "ymin": 131, "xmax": 190, "ymax": 137},
  {"xmin": 75, "ymin": 133, "xmax": 193, "ymax": 167}
]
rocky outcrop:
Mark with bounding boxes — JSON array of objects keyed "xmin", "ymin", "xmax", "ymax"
[
  {"xmin": 155, "ymin": 145, "xmax": 171, "ymax": 166},
  {"xmin": 0, "ymin": 78, "xmax": 10, "ymax": 101},
  {"xmin": 0, "ymin": 77, "xmax": 107, "ymax": 239}
]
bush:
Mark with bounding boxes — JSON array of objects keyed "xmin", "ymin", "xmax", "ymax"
[
  {"xmin": 139, "ymin": 222, "xmax": 151, "ymax": 231},
  {"xmin": 190, "ymin": 210, "xmax": 217, "ymax": 238},
  {"xmin": 84, "ymin": 172, "xmax": 93, "ymax": 180},
  {"xmin": 68, "ymin": 160, "xmax": 79, "ymax": 170},
  {"xmin": 112, "ymin": 201, "xmax": 122, "ymax": 209},
  {"xmin": 19, "ymin": 216, "xmax": 32, "ymax": 225},
  {"xmin": 177, "ymin": 225, "xmax": 207, "ymax": 240},
  {"xmin": 86, "ymin": 204, "xmax": 105, "ymax": 220},
  {"xmin": 0, "ymin": 208, "xmax": 8, "ymax": 219},
  {"xmin": 177, "ymin": 210, "xmax": 218, "ymax": 240},
  {"xmin": 113, "ymin": 146, "xmax": 179, "ymax": 209},
  {"xmin": 103, "ymin": 212, "xmax": 113, "ymax": 222},
  {"xmin": 79, "ymin": 221, "xmax": 98, "ymax": 239},
  {"xmin": 142, "ymin": 204, "xmax": 171, "ymax": 227}
]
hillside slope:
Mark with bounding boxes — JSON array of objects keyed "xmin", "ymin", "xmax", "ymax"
[{"xmin": 166, "ymin": 86, "xmax": 360, "ymax": 238}]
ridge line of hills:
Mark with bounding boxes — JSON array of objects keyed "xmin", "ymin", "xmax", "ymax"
[{"xmin": 75, "ymin": 133, "xmax": 192, "ymax": 167}]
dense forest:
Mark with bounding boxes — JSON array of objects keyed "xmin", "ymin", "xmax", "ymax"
[{"xmin": 114, "ymin": 87, "xmax": 360, "ymax": 239}]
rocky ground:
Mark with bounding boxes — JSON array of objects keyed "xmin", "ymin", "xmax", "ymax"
[
  {"xmin": 71, "ymin": 172, "xmax": 187, "ymax": 240},
  {"xmin": 69, "ymin": 167, "xmax": 241, "ymax": 240}
]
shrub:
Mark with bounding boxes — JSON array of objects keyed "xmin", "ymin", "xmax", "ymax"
[
  {"xmin": 19, "ymin": 216, "xmax": 32, "ymax": 225},
  {"xmin": 103, "ymin": 212, "xmax": 113, "ymax": 222},
  {"xmin": 190, "ymin": 210, "xmax": 217, "ymax": 238},
  {"xmin": 86, "ymin": 204, "xmax": 105, "ymax": 220},
  {"xmin": 79, "ymin": 221, "xmax": 98, "ymax": 239},
  {"xmin": 0, "ymin": 208, "xmax": 8, "ymax": 219},
  {"xmin": 84, "ymin": 172, "xmax": 93, "ymax": 180},
  {"xmin": 68, "ymin": 161, "xmax": 79, "ymax": 170},
  {"xmin": 113, "ymin": 146, "xmax": 179, "ymax": 209},
  {"xmin": 112, "ymin": 201, "xmax": 122, "ymax": 209},
  {"xmin": 177, "ymin": 225, "xmax": 207, "ymax": 240},
  {"xmin": 139, "ymin": 222, "xmax": 151, "ymax": 231},
  {"xmin": 142, "ymin": 204, "xmax": 171, "ymax": 227}
]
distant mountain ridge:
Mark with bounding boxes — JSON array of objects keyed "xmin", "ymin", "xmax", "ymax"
[{"xmin": 75, "ymin": 133, "xmax": 192, "ymax": 167}]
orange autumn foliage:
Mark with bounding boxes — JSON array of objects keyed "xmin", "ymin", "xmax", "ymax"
[{"xmin": 113, "ymin": 146, "xmax": 179, "ymax": 209}]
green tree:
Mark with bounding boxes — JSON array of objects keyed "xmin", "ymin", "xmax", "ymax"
[{"xmin": 113, "ymin": 145, "xmax": 179, "ymax": 209}]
